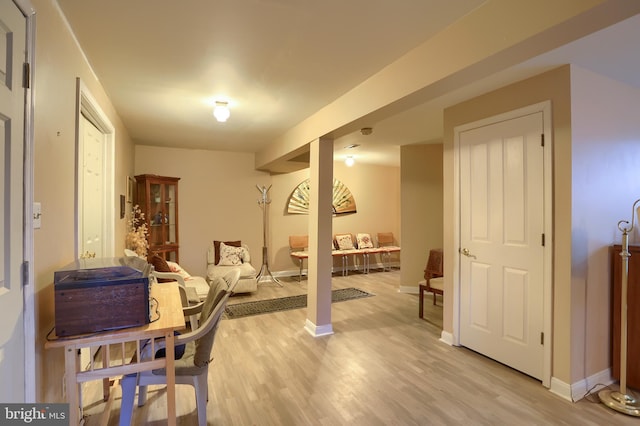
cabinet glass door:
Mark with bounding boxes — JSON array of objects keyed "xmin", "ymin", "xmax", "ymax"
[
  {"xmin": 165, "ymin": 183, "xmax": 177, "ymax": 244},
  {"xmin": 149, "ymin": 183, "xmax": 164, "ymax": 248}
]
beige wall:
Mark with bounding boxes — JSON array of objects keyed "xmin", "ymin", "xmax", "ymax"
[
  {"xmin": 134, "ymin": 146, "xmax": 270, "ymax": 277},
  {"xmin": 134, "ymin": 146, "xmax": 400, "ymax": 276},
  {"xmin": 569, "ymin": 66, "xmax": 640, "ymax": 381},
  {"xmin": 270, "ymin": 161, "xmax": 401, "ymax": 274},
  {"xmin": 33, "ymin": 0, "xmax": 135, "ymax": 402},
  {"xmin": 400, "ymin": 144, "xmax": 443, "ymax": 290}
]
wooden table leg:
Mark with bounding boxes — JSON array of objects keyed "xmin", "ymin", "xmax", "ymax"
[
  {"xmin": 65, "ymin": 347, "xmax": 81, "ymax": 425},
  {"xmin": 101, "ymin": 346, "xmax": 110, "ymax": 402}
]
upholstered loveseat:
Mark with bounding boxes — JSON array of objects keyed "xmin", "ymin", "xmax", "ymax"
[{"xmin": 206, "ymin": 241, "xmax": 257, "ymax": 293}]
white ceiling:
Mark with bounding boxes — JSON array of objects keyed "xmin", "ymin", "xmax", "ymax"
[{"xmin": 56, "ymin": 1, "xmax": 640, "ymax": 168}]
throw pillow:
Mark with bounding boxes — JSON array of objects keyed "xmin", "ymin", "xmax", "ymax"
[
  {"xmin": 213, "ymin": 240, "xmax": 241, "ymax": 265},
  {"xmin": 356, "ymin": 233, "xmax": 373, "ymax": 249},
  {"xmin": 149, "ymin": 254, "xmax": 173, "ymax": 282},
  {"xmin": 218, "ymin": 242, "xmax": 243, "ymax": 266},
  {"xmin": 335, "ymin": 234, "xmax": 354, "ymax": 250},
  {"xmin": 238, "ymin": 246, "xmax": 250, "ymax": 263},
  {"xmin": 167, "ymin": 261, "xmax": 191, "ymax": 280}
]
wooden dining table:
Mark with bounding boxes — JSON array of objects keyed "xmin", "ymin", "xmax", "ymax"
[{"xmin": 45, "ymin": 282, "xmax": 185, "ymax": 425}]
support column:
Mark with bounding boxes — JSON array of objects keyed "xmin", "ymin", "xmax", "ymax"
[{"xmin": 304, "ymin": 137, "xmax": 334, "ymax": 337}]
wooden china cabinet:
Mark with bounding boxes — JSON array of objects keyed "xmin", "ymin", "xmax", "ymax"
[{"xmin": 135, "ymin": 174, "xmax": 180, "ymax": 262}]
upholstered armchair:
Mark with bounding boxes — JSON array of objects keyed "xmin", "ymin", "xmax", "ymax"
[{"xmin": 206, "ymin": 240, "xmax": 257, "ymax": 293}]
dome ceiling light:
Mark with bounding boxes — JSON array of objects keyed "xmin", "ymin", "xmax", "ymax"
[{"xmin": 213, "ymin": 101, "xmax": 230, "ymax": 122}]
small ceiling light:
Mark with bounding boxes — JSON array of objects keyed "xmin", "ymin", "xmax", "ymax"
[
  {"xmin": 344, "ymin": 143, "xmax": 360, "ymax": 149},
  {"xmin": 345, "ymin": 156, "xmax": 355, "ymax": 167},
  {"xmin": 213, "ymin": 101, "xmax": 230, "ymax": 122}
]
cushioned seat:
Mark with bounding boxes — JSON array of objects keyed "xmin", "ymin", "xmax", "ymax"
[
  {"xmin": 427, "ymin": 276, "xmax": 443, "ymax": 293},
  {"xmin": 206, "ymin": 262, "xmax": 257, "ymax": 293}
]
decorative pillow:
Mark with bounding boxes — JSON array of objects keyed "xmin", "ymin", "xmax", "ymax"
[
  {"xmin": 167, "ymin": 261, "xmax": 191, "ymax": 280},
  {"xmin": 335, "ymin": 234, "xmax": 354, "ymax": 250},
  {"xmin": 213, "ymin": 240, "xmax": 241, "ymax": 264},
  {"xmin": 238, "ymin": 246, "xmax": 250, "ymax": 263},
  {"xmin": 218, "ymin": 242, "xmax": 244, "ymax": 266},
  {"xmin": 148, "ymin": 254, "xmax": 172, "ymax": 282},
  {"xmin": 356, "ymin": 233, "xmax": 373, "ymax": 249}
]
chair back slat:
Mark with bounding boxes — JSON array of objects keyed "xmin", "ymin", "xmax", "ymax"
[
  {"xmin": 424, "ymin": 249, "xmax": 444, "ymax": 280},
  {"xmin": 289, "ymin": 235, "xmax": 308, "ymax": 251},
  {"xmin": 377, "ymin": 232, "xmax": 395, "ymax": 246}
]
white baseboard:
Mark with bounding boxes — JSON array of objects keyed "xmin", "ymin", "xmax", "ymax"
[
  {"xmin": 440, "ymin": 330, "xmax": 454, "ymax": 346},
  {"xmin": 304, "ymin": 319, "xmax": 334, "ymax": 337},
  {"xmin": 549, "ymin": 377, "xmax": 573, "ymax": 401},
  {"xmin": 549, "ymin": 368, "xmax": 613, "ymax": 402},
  {"xmin": 399, "ymin": 285, "xmax": 420, "ymax": 294}
]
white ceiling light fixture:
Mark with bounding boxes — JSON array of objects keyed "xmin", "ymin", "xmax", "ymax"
[
  {"xmin": 213, "ymin": 101, "xmax": 230, "ymax": 122},
  {"xmin": 345, "ymin": 155, "xmax": 355, "ymax": 167}
]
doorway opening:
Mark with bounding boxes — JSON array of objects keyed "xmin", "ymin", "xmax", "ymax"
[{"xmin": 75, "ymin": 78, "xmax": 115, "ymax": 259}]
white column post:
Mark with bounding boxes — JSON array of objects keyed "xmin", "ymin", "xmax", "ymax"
[{"xmin": 305, "ymin": 137, "xmax": 334, "ymax": 336}]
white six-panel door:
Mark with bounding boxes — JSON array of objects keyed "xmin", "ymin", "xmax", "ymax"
[
  {"xmin": 0, "ymin": 0, "xmax": 26, "ymax": 402},
  {"xmin": 459, "ymin": 111, "xmax": 545, "ymax": 380},
  {"xmin": 80, "ymin": 114, "xmax": 105, "ymax": 258}
]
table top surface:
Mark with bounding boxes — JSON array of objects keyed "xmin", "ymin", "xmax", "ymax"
[{"xmin": 45, "ymin": 282, "xmax": 185, "ymax": 348}]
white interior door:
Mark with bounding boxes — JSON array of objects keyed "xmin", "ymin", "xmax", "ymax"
[
  {"xmin": 459, "ymin": 111, "xmax": 545, "ymax": 380},
  {"xmin": 0, "ymin": 0, "xmax": 26, "ymax": 402},
  {"xmin": 80, "ymin": 113, "xmax": 105, "ymax": 258}
]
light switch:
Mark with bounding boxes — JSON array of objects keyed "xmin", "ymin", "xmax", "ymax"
[{"xmin": 33, "ymin": 202, "xmax": 41, "ymax": 229}]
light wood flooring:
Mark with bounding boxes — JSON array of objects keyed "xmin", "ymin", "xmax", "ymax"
[{"xmin": 82, "ymin": 270, "xmax": 637, "ymax": 425}]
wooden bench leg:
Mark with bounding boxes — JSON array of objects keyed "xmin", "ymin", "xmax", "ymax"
[{"xmin": 419, "ymin": 285, "xmax": 425, "ymax": 318}]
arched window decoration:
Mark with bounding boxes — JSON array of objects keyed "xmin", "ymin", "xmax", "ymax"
[{"xmin": 287, "ymin": 178, "xmax": 357, "ymax": 215}]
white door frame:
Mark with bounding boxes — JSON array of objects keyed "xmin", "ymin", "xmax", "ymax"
[
  {"xmin": 15, "ymin": 0, "xmax": 36, "ymax": 402},
  {"xmin": 452, "ymin": 101, "xmax": 553, "ymax": 387},
  {"xmin": 75, "ymin": 78, "xmax": 115, "ymax": 259}
]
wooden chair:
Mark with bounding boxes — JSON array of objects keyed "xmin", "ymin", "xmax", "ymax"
[
  {"xmin": 334, "ymin": 233, "xmax": 359, "ymax": 275},
  {"xmin": 376, "ymin": 232, "xmax": 400, "ymax": 271},
  {"xmin": 419, "ymin": 249, "xmax": 444, "ymax": 318},
  {"xmin": 289, "ymin": 235, "xmax": 309, "ymax": 281}
]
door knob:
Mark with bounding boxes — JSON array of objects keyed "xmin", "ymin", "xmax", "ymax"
[{"xmin": 460, "ymin": 247, "xmax": 477, "ymax": 259}]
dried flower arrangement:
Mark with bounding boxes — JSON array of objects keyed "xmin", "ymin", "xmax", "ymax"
[{"xmin": 125, "ymin": 204, "xmax": 149, "ymax": 257}]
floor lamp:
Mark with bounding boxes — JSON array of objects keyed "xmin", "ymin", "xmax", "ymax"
[
  {"xmin": 256, "ymin": 185, "xmax": 281, "ymax": 285},
  {"xmin": 599, "ymin": 198, "xmax": 640, "ymax": 416}
]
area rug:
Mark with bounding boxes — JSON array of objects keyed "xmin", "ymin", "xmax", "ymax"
[{"xmin": 225, "ymin": 287, "xmax": 373, "ymax": 319}]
